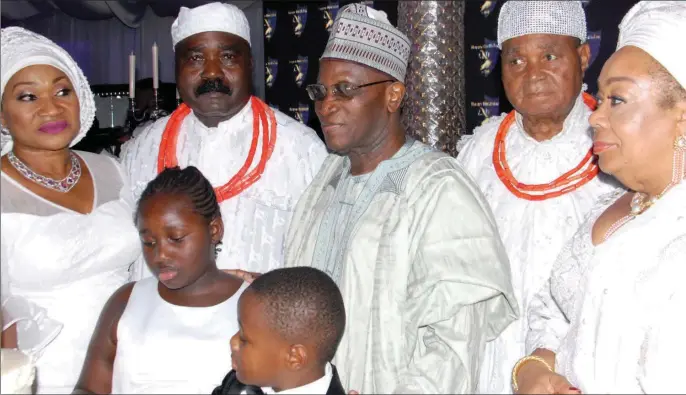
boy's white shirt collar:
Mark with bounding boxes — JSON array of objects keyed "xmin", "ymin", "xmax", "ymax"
[{"xmin": 248, "ymin": 362, "xmax": 333, "ymax": 395}]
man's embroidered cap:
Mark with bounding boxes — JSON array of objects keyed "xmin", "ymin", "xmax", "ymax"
[{"xmin": 321, "ymin": 3, "xmax": 411, "ymax": 82}]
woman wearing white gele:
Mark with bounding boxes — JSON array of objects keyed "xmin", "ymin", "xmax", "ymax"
[
  {"xmin": 514, "ymin": 2, "xmax": 686, "ymax": 394},
  {"xmin": 0, "ymin": 27, "xmax": 140, "ymax": 393}
]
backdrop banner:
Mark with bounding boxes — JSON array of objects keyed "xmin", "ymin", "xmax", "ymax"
[
  {"xmin": 263, "ymin": 0, "xmax": 638, "ymax": 141},
  {"xmin": 262, "ymin": 0, "xmax": 396, "ymax": 140}
]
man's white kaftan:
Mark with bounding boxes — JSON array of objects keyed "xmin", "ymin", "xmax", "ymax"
[
  {"xmin": 121, "ymin": 99, "xmax": 327, "ymax": 278},
  {"xmin": 285, "ymin": 140, "xmax": 518, "ymax": 394},
  {"xmin": 456, "ymin": 93, "xmax": 620, "ymax": 393}
]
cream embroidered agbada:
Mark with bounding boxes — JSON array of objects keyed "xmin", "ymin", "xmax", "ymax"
[{"xmin": 285, "ymin": 140, "xmax": 518, "ymax": 394}]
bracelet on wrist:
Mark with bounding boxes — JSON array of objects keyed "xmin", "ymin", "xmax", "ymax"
[{"xmin": 511, "ymin": 355, "xmax": 553, "ymax": 392}]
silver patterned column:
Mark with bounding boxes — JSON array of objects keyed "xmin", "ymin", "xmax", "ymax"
[{"xmin": 397, "ymin": 1, "xmax": 465, "ymax": 157}]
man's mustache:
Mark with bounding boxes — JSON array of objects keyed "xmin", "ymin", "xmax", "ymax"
[{"xmin": 195, "ymin": 79, "xmax": 232, "ymax": 96}]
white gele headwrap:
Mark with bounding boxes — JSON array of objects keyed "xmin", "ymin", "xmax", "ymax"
[
  {"xmin": 617, "ymin": 1, "xmax": 686, "ymax": 89},
  {"xmin": 171, "ymin": 2, "xmax": 251, "ymax": 49},
  {"xmin": 1, "ymin": 27, "xmax": 96, "ymax": 156},
  {"xmin": 321, "ymin": 3, "xmax": 411, "ymax": 82},
  {"xmin": 497, "ymin": 1, "xmax": 587, "ymax": 49}
]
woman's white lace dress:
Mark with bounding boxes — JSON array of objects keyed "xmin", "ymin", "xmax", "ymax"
[
  {"xmin": 527, "ymin": 183, "xmax": 686, "ymax": 393},
  {"xmin": 1, "ymin": 151, "xmax": 141, "ymax": 394}
]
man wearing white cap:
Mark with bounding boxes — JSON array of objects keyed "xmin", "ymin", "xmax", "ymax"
[
  {"xmin": 121, "ymin": 3, "xmax": 327, "ymax": 278},
  {"xmin": 285, "ymin": 3, "xmax": 518, "ymax": 393},
  {"xmin": 456, "ymin": 2, "xmax": 620, "ymax": 393}
]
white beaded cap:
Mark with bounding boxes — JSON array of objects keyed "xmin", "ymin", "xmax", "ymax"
[{"xmin": 497, "ymin": 1, "xmax": 587, "ymax": 49}]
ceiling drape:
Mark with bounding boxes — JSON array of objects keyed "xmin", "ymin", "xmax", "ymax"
[
  {"xmin": 0, "ymin": 0, "xmax": 265, "ymax": 101},
  {"xmin": 1, "ymin": 1, "xmax": 257, "ymax": 27}
]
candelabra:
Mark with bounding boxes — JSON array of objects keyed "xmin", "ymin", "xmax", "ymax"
[
  {"xmin": 125, "ymin": 97, "xmax": 147, "ymax": 132},
  {"xmin": 148, "ymin": 88, "xmax": 169, "ymax": 121}
]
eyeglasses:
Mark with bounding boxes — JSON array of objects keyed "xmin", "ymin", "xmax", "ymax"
[{"xmin": 305, "ymin": 80, "xmax": 394, "ymax": 101}]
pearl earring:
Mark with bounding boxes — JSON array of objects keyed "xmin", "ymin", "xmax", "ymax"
[{"xmin": 672, "ymin": 134, "xmax": 686, "ymax": 183}]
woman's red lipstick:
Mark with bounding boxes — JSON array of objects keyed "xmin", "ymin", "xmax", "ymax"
[
  {"xmin": 39, "ymin": 120, "xmax": 68, "ymax": 135},
  {"xmin": 592, "ymin": 142, "xmax": 616, "ymax": 154}
]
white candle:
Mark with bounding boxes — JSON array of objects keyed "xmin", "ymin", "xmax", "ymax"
[
  {"xmin": 129, "ymin": 52, "xmax": 136, "ymax": 98},
  {"xmin": 152, "ymin": 42, "xmax": 159, "ymax": 89}
]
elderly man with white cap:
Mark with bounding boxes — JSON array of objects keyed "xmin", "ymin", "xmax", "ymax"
[
  {"xmin": 517, "ymin": 2, "xmax": 686, "ymax": 393},
  {"xmin": 121, "ymin": 2, "xmax": 327, "ymax": 278},
  {"xmin": 284, "ymin": 3, "xmax": 518, "ymax": 393},
  {"xmin": 456, "ymin": 2, "xmax": 620, "ymax": 393}
]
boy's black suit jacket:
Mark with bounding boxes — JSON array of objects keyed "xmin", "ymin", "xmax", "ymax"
[{"xmin": 211, "ymin": 365, "xmax": 346, "ymax": 395}]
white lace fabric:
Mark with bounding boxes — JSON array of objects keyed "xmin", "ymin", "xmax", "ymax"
[{"xmin": 527, "ymin": 183, "xmax": 686, "ymax": 393}]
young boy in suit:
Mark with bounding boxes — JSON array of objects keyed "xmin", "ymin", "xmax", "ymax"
[{"xmin": 213, "ymin": 267, "xmax": 346, "ymax": 395}]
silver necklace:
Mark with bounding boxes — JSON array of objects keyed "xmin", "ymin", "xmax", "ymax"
[{"xmin": 7, "ymin": 151, "xmax": 81, "ymax": 193}]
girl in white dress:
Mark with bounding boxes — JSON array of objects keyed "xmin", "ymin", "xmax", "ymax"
[
  {"xmin": 75, "ymin": 166, "xmax": 247, "ymax": 394},
  {"xmin": 0, "ymin": 27, "xmax": 141, "ymax": 393},
  {"xmin": 513, "ymin": 2, "xmax": 686, "ymax": 394}
]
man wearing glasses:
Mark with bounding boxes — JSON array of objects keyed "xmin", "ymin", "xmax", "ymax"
[{"xmin": 284, "ymin": 3, "xmax": 518, "ymax": 394}]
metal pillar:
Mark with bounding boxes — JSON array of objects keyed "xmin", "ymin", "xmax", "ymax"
[{"xmin": 397, "ymin": 1, "xmax": 465, "ymax": 157}]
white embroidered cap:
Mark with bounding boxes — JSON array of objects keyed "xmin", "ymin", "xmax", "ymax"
[
  {"xmin": 617, "ymin": 1, "xmax": 686, "ymax": 89},
  {"xmin": 321, "ymin": 3, "xmax": 411, "ymax": 82},
  {"xmin": 497, "ymin": 1, "xmax": 587, "ymax": 49},
  {"xmin": 1, "ymin": 27, "xmax": 96, "ymax": 156},
  {"xmin": 171, "ymin": 2, "xmax": 251, "ymax": 49}
]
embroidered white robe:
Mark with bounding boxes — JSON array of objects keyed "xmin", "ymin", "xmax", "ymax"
[
  {"xmin": 121, "ymin": 99, "xmax": 327, "ymax": 278},
  {"xmin": 456, "ymin": 93, "xmax": 621, "ymax": 393},
  {"xmin": 285, "ymin": 140, "xmax": 518, "ymax": 394}
]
